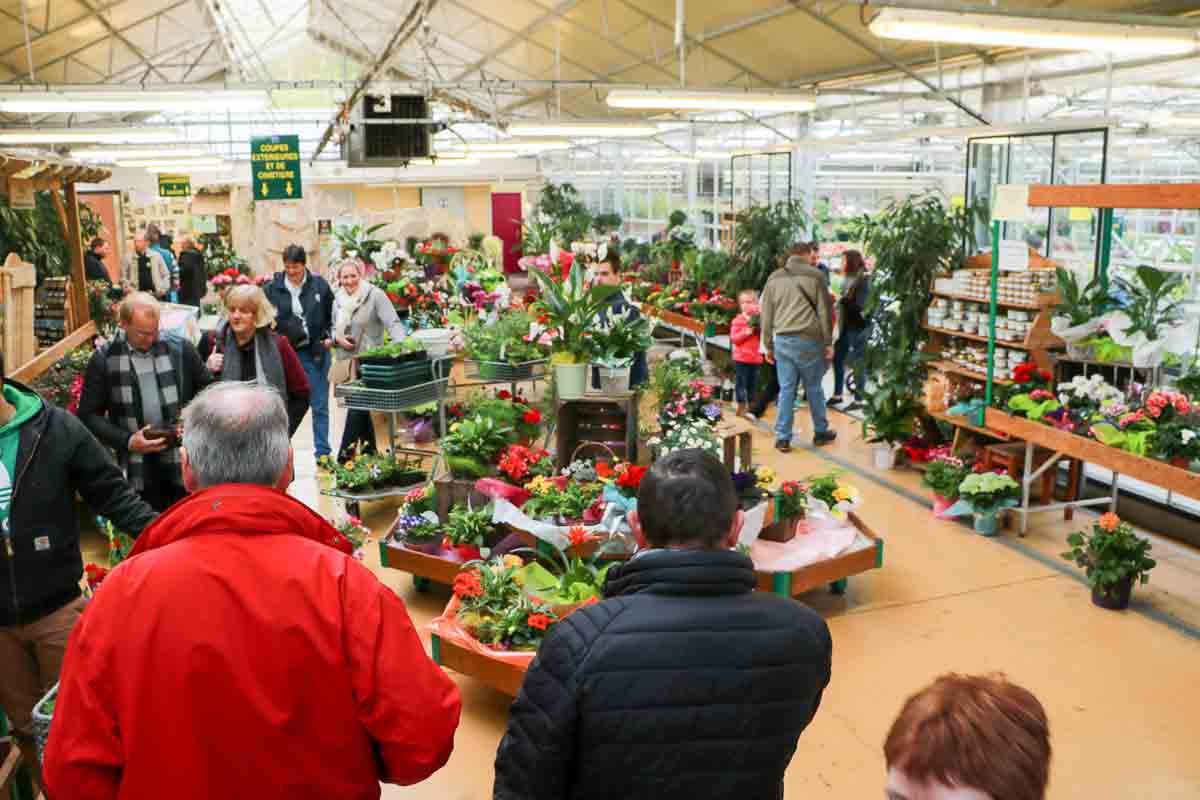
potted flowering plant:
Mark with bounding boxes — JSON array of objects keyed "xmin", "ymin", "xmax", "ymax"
[
  {"xmin": 83, "ymin": 520, "xmax": 134, "ymax": 597},
  {"xmin": 327, "ymin": 515, "xmax": 372, "ymax": 560},
  {"xmin": 318, "ymin": 449, "xmax": 427, "ymax": 493},
  {"xmin": 462, "ymin": 310, "xmax": 548, "ymax": 378},
  {"xmin": 443, "ymin": 504, "xmax": 496, "ymax": 562},
  {"xmin": 1146, "ymin": 390, "xmax": 1199, "ymax": 468},
  {"xmin": 762, "ymin": 480, "xmax": 807, "ymax": 543},
  {"xmin": 1061, "ymin": 513, "xmax": 1156, "ymax": 610},
  {"xmin": 920, "ymin": 451, "xmax": 970, "ymax": 517},
  {"xmin": 454, "ymin": 560, "xmax": 559, "ymax": 651},
  {"xmin": 950, "ymin": 472, "xmax": 1020, "ymax": 536},
  {"xmin": 522, "ymin": 477, "xmax": 603, "ymax": 525},
  {"xmin": 731, "ymin": 465, "xmax": 775, "ymax": 509},
  {"xmin": 594, "ymin": 461, "xmax": 648, "ymax": 500},
  {"xmin": 497, "ymin": 444, "xmax": 555, "ymax": 485},
  {"xmin": 646, "ymin": 418, "xmax": 721, "ymax": 458},
  {"xmin": 395, "ymin": 515, "xmax": 444, "ymax": 555},
  {"xmin": 529, "ymin": 261, "xmax": 621, "ymax": 399},
  {"xmin": 585, "ymin": 308, "xmax": 652, "ymax": 393}
]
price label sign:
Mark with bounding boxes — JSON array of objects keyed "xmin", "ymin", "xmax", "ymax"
[
  {"xmin": 158, "ymin": 173, "xmax": 191, "ymax": 198},
  {"xmin": 250, "ymin": 135, "xmax": 303, "ymax": 201}
]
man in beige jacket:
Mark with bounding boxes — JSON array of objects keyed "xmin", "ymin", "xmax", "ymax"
[
  {"xmin": 760, "ymin": 242, "xmax": 835, "ymax": 452},
  {"xmin": 121, "ymin": 230, "xmax": 171, "ymax": 298}
]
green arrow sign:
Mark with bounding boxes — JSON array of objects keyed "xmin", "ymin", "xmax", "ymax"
[
  {"xmin": 158, "ymin": 173, "xmax": 191, "ymax": 198},
  {"xmin": 250, "ymin": 135, "xmax": 303, "ymax": 201}
]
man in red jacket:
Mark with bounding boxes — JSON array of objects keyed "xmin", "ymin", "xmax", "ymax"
[{"xmin": 43, "ymin": 381, "xmax": 461, "ymax": 800}]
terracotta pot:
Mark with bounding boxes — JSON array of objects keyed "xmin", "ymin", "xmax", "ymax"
[{"xmin": 760, "ymin": 516, "xmax": 798, "ymax": 543}]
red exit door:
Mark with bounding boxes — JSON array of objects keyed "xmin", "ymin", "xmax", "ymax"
[{"xmin": 491, "ymin": 192, "xmax": 523, "ymax": 273}]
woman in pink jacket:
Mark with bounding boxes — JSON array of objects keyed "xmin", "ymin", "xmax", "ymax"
[{"xmin": 729, "ymin": 289, "xmax": 764, "ymax": 419}]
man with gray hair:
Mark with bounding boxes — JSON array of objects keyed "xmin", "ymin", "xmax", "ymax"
[
  {"xmin": 121, "ymin": 229, "xmax": 170, "ymax": 297},
  {"xmin": 78, "ymin": 292, "xmax": 211, "ymax": 511},
  {"xmin": 45, "ymin": 382, "xmax": 462, "ymax": 800}
]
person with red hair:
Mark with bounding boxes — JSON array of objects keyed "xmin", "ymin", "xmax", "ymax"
[{"xmin": 884, "ymin": 673, "xmax": 1051, "ymax": 800}]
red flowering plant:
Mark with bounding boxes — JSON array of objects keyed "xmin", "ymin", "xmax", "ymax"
[
  {"xmin": 497, "ymin": 444, "xmax": 555, "ymax": 484},
  {"xmin": 595, "ymin": 461, "xmax": 648, "ymax": 499},
  {"xmin": 82, "ymin": 520, "xmax": 134, "ymax": 598},
  {"xmin": 775, "ymin": 480, "xmax": 809, "ymax": 521},
  {"xmin": 454, "ymin": 557, "xmax": 558, "ymax": 651},
  {"xmin": 1001, "ymin": 362, "xmax": 1061, "ymax": 419}
]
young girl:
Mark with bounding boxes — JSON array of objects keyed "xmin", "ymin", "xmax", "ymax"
[{"xmin": 729, "ymin": 289, "xmax": 764, "ymax": 418}]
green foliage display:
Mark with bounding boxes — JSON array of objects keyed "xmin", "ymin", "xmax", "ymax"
[
  {"xmin": 530, "ymin": 261, "xmax": 621, "ymax": 362},
  {"xmin": 462, "ymin": 310, "xmax": 546, "ymax": 365},
  {"xmin": 334, "ymin": 222, "xmax": 388, "ymax": 261},
  {"xmin": 0, "ymin": 192, "xmax": 70, "ymax": 277},
  {"xmin": 732, "ymin": 200, "xmax": 808, "ymax": 292},
  {"xmin": 535, "ymin": 183, "xmax": 593, "ymax": 246},
  {"xmin": 592, "ymin": 212, "xmax": 623, "ymax": 235},
  {"xmin": 1113, "ymin": 265, "xmax": 1186, "ymax": 341},
  {"xmin": 1054, "ymin": 266, "xmax": 1119, "ymax": 326}
]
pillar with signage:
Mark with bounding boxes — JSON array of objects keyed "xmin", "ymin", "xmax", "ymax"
[{"xmin": 250, "ymin": 135, "xmax": 303, "ymax": 201}]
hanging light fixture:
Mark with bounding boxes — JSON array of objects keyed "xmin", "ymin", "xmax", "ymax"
[
  {"xmin": 508, "ymin": 121, "xmax": 660, "ymax": 138},
  {"xmin": 607, "ymin": 89, "xmax": 816, "ymax": 112},
  {"xmin": 0, "ymin": 127, "xmax": 186, "ymax": 144},
  {"xmin": 868, "ymin": 7, "xmax": 1198, "ymax": 55},
  {"xmin": 70, "ymin": 146, "xmax": 213, "ymax": 161},
  {"xmin": 0, "ymin": 88, "xmax": 268, "ymax": 113}
]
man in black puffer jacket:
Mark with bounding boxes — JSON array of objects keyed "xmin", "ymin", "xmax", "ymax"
[
  {"xmin": 494, "ymin": 449, "xmax": 832, "ymax": 800},
  {"xmin": 0, "ymin": 353, "xmax": 156, "ymax": 749}
]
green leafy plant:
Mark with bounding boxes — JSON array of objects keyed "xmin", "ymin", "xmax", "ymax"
[
  {"xmin": 585, "ymin": 307, "xmax": 652, "ymax": 366},
  {"xmin": 732, "ymin": 200, "xmax": 808, "ymax": 292},
  {"xmin": 535, "ymin": 183, "xmax": 593, "ymax": 245},
  {"xmin": 516, "ymin": 218, "xmax": 557, "ymax": 256},
  {"xmin": 774, "ymin": 480, "xmax": 808, "ymax": 520},
  {"xmin": 355, "ymin": 335, "xmax": 426, "ymax": 360},
  {"xmin": 921, "ymin": 457, "xmax": 970, "ymax": 500},
  {"xmin": 592, "ymin": 212, "xmax": 623, "ymax": 236},
  {"xmin": 1113, "ymin": 265, "xmax": 1186, "ymax": 341},
  {"xmin": 462, "ymin": 310, "xmax": 546, "ymax": 365},
  {"xmin": 0, "ymin": 192, "xmax": 70, "ymax": 277},
  {"xmin": 445, "ymin": 504, "xmax": 495, "ymax": 548},
  {"xmin": 522, "ymin": 480, "xmax": 602, "ymax": 521},
  {"xmin": 335, "ymin": 222, "xmax": 388, "ymax": 262},
  {"xmin": 1054, "ymin": 266, "xmax": 1119, "ymax": 326},
  {"xmin": 1062, "ymin": 513, "xmax": 1156, "ymax": 592},
  {"xmin": 317, "ymin": 450, "xmax": 427, "ymax": 492},
  {"xmin": 861, "ymin": 351, "xmax": 925, "ymax": 445},
  {"xmin": 529, "ymin": 261, "xmax": 621, "ymax": 363},
  {"xmin": 441, "ymin": 414, "xmax": 514, "ymax": 477}
]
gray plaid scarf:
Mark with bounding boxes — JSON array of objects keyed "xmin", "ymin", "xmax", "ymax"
[{"xmin": 105, "ymin": 335, "xmax": 182, "ymax": 491}]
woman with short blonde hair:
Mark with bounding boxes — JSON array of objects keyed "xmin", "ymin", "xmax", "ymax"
[{"xmin": 198, "ymin": 284, "xmax": 311, "ymax": 435}]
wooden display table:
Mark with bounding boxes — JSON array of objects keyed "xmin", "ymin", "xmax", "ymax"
[
  {"xmin": 639, "ymin": 304, "xmax": 730, "ymax": 337},
  {"xmin": 714, "ymin": 415, "xmax": 754, "ymax": 471},
  {"xmin": 985, "ymin": 409, "xmax": 1200, "ymax": 534},
  {"xmin": 754, "ymin": 511, "xmax": 884, "ymax": 597},
  {"xmin": 430, "ymin": 635, "xmax": 527, "ymax": 697},
  {"xmin": 379, "ymin": 539, "xmax": 465, "ymax": 592}
]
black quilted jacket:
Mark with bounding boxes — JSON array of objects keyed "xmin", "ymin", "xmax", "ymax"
[{"xmin": 493, "ymin": 548, "xmax": 833, "ymax": 800}]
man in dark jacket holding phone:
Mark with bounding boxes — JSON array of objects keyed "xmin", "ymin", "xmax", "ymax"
[
  {"xmin": 264, "ymin": 244, "xmax": 335, "ymax": 458},
  {"xmin": 494, "ymin": 448, "xmax": 833, "ymax": 800},
  {"xmin": 78, "ymin": 293, "xmax": 211, "ymax": 511},
  {"xmin": 0, "ymin": 350, "xmax": 155, "ymax": 758}
]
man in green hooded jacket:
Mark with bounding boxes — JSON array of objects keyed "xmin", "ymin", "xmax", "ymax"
[{"xmin": 0, "ymin": 350, "xmax": 155, "ymax": 760}]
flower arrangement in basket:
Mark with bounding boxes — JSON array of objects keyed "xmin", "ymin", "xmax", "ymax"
[
  {"xmin": 1061, "ymin": 513, "xmax": 1156, "ymax": 610},
  {"xmin": 82, "ymin": 520, "xmax": 135, "ymax": 596},
  {"xmin": 453, "ymin": 558, "xmax": 558, "ymax": 651}
]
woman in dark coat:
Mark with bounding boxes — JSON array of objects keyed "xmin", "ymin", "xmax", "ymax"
[
  {"xmin": 176, "ymin": 235, "xmax": 207, "ymax": 308},
  {"xmin": 198, "ymin": 284, "xmax": 311, "ymax": 436}
]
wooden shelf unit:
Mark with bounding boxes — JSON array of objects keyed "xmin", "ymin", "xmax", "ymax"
[{"xmin": 928, "ymin": 359, "xmax": 1015, "ymax": 386}]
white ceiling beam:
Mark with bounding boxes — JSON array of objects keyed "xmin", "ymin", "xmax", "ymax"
[
  {"xmin": 72, "ymin": 0, "xmax": 171, "ymax": 83},
  {"xmin": 449, "ymin": 0, "xmax": 579, "ymax": 83}
]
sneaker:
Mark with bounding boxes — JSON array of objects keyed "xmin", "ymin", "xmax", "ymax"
[
  {"xmin": 845, "ymin": 400, "xmax": 864, "ymax": 411},
  {"xmin": 813, "ymin": 431, "xmax": 838, "ymax": 446},
  {"xmin": 775, "ymin": 439, "xmax": 792, "ymax": 453},
  {"xmin": 744, "ymin": 411, "xmax": 757, "ymax": 422},
  {"xmin": 828, "ymin": 395, "xmax": 845, "ymax": 406}
]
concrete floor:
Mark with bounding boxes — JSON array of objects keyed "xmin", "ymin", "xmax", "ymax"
[{"xmin": 82, "ymin": 384, "xmax": 1200, "ymax": 798}]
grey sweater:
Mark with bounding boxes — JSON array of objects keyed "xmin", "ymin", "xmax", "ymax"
[
  {"xmin": 761, "ymin": 256, "xmax": 834, "ymax": 351},
  {"xmin": 333, "ymin": 285, "xmax": 406, "ymax": 354}
]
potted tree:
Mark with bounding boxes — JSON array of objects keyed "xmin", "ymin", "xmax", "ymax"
[
  {"xmin": 1061, "ymin": 513, "xmax": 1156, "ymax": 610},
  {"xmin": 530, "ymin": 261, "xmax": 621, "ymax": 399}
]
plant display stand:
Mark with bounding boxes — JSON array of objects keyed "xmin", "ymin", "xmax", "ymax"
[
  {"xmin": 430, "ymin": 634, "xmax": 527, "ymax": 697},
  {"xmin": 753, "ymin": 512, "xmax": 884, "ymax": 598},
  {"xmin": 554, "ymin": 393, "xmax": 638, "ymax": 470},
  {"xmin": 638, "ymin": 303, "xmax": 718, "ymax": 366},
  {"xmin": 984, "ymin": 409, "xmax": 1200, "ymax": 534},
  {"xmin": 463, "ymin": 358, "xmax": 548, "ymax": 398},
  {"xmin": 379, "ymin": 537, "xmax": 466, "ymax": 592},
  {"xmin": 714, "ymin": 416, "xmax": 754, "ymax": 472}
]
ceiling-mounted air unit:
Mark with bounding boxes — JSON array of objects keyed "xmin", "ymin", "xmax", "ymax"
[{"xmin": 345, "ymin": 94, "xmax": 444, "ymax": 166}]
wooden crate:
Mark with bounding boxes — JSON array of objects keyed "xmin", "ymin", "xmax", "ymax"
[
  {"xmin": 753, "ymin": 512, "xmax": 884, "ymax": 597},
  {"xmin": 434, "ymin": 478, "xmax": 491, "ymax": 519},
  {"xmin": 0, "ymin": 254, "xmax": 36, "ymax": 371},
  {"xmin": 431, "ymin": 634, "xmax": 528, "ymax": 697},
  {"xmin": 555, "ymin": 395, "xmax": 638, "ymax": 470},
  {"xmin": 379, "ymin": 540, "xmax": 464, "ymax": 586},
  {"xmin": 985, "ymin": 409, "xmax": 1200, "ymax": 502},
  {"xmin": 714, "ymin": 416, "xmax": 754, "ymax": 471}
]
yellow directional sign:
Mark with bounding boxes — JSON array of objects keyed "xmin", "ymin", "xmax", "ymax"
[
  {"xmin": 250, "ymin": 135, "xmax": 302, "ymax": 201},
  {"xmin": 158, "ymin": 173, "xmax": 191, "ymax": 198}
]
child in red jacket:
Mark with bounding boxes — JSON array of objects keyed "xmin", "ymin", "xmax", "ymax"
[{"xmin": 730, "ymin": 289, "xmax": 764, "ymax": 419}]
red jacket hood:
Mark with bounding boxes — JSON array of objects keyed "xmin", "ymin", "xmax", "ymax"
[{"xmin": 130, "ymin": 484, "xmax": 337, "ymax": 556}]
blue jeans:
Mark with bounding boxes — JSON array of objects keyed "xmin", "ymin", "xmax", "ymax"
[
  {"xmin": 298, "ymin": 348, "xmax": 331, "ymax": 457},
  {"xmin": 833, "ymin": 327, "xmax": 868, "ymax": 398},
  {"xmin": 734, "ymin": 362, "xmax": 759, "ymax": 403},
  {"xmin": 774, "ymin": 335, "xmax": 829, "ymax": 441}
]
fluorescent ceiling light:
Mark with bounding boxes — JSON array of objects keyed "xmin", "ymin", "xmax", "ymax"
[
  {"xmin": 1154, "ymin": 111, "xmax": 1200, "ymax": 126},
  {"xmin": 608, "ymin": 89, "xmax": 816, "ymax": 112},
  {"xmin": 508, "ymin": 121, "xmax": 659, "ymax": 138},
  {"xmin": 117, "ymin": 157, "xmax": 225, "ymax": 167},
  {"xmin": 70, "ymin": 146, "xmax": 212, "ymax": 161},
  {"xmin": 634, "ymin": 155, "xmax": 699, "ymax": 164},
  {"xmin": 0, "ymin": 127, "xmax": 185, "ymax": 144},
  {"xmin": 0, "ymin": 89, "xmax": 267, "ymax": 114},
  {"xmin": 869, "ymin": 8, "xmax": 1198, "ymax": 55},
  {"xmin": 145, "ymin": 164, "xmax": 231, "ymax": 173}
]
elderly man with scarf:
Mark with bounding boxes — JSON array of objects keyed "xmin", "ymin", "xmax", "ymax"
[{"xmin": 78, "ymin": 293, "xmax": 212, "ymax": 511}]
